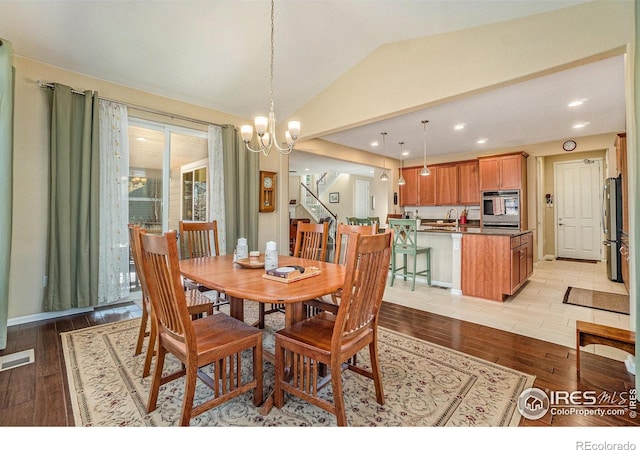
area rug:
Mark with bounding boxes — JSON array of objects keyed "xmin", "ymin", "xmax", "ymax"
[
  {"xmin": 563, "ymin": 286, "xmax": 630, "ymax": 315},
  {"xmin": 61, "ymin": 304, "xmax": 534, "ymax": 427}
]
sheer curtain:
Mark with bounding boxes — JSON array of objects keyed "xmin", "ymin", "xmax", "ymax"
[
  {"xmin": 98, "ymin": 100, "xmax": 130, "ymax": 304},
  {"xmin": 208, "ymin": 124, "xmax": 226, "ymax": 254}
]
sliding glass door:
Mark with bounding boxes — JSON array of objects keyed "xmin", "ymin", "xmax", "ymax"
[
  {"xmin": 127, "ymin": 119, "xmax": 208, "ymax": 291},
  {"xmin": 128, "ymin": 119, "xmax": 208, "ymax": 233}
]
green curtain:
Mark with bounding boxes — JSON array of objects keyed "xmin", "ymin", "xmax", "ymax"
[
  {"xmin": 0, "ymin": 38, "xmax": 13, "ymax": 349},
  {"xmin": 44, "ymin": 84, "xmax": 100, "ymax": 312},
  {"xmin": 222, "ymin": 126, "xmax": 259, "ymax": 252}
]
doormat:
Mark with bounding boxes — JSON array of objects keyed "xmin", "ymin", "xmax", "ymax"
[
  {"xmin": 556, "ymin": 257, "xmax": 598, "ymax": 264},
  {"xmin": 563, "ymin": 287, "xmax": 630, "ymax": 315}
]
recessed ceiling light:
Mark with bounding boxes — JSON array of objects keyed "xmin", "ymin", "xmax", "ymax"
[
  {"xmin": 304, "ymin": 168, "xmax": 309, "ymax": 171},
  {"xmin": 568, "ymin": 99, "xmax": 586, "ymax": 107},
  {"xmin": 572, "ymin": 122, "xmax": 590, "ymax": 129},
  {"xmin": 136, "ymin": 137, "xmax": 147, "ymax": 142},
  {"xmin": 454, "ymin": 124, "xmax": 466, "ymax": 130},
  {"xmin": 477, "ymin": 138, "xmax": 488, "ymax": 144},
  {"xmin": 370, "ymin": 141, "xmax": 379, "ymax": 147},
  {"xmin": 402, "ymin": 151, "xmax": 409, "ymax": 156}
]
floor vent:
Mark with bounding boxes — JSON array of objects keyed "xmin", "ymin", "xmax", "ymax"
[{"xmin": 0, "ymin": 349, "xmax": 35, "ymax": 372}]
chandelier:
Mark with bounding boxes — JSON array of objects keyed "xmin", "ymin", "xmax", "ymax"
[
  {"xmin": 398, "ymin": 141, "xmax": 406, "ymax": 185},
  {"xmin": 420, "ymin": 120, "xmax": 431, "ymax": 176},
  {"xmin": 379, "ymin": 132, "xmax": 389, "ymax": 181},
  {"xmin": 240, "ymin": 0, "xmax": 300, "ymax": 156}
]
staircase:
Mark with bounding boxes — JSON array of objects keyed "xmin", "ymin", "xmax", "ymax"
[{"xmin": 298, "ymin": 178, "xmax": 338, "ymax": 261}]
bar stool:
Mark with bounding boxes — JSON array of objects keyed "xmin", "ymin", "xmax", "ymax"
[{"xmin": 388, "ymin": 219, "xmax": 431, "ymax": 291}]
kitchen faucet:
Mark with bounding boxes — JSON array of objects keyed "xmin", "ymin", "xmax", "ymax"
[{"xmin": 446, "ymin": 208, "xmax": 459, "ymax": 229}]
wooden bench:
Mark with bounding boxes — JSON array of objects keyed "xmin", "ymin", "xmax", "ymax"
[{"xmin": 576, "ymin": 320, "xmax": 635, "ymax": 375}]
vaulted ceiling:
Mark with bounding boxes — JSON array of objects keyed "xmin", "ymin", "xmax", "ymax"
[{"xmin": 1, "ymin": 1, "xmax": 625, "ymax": 176}]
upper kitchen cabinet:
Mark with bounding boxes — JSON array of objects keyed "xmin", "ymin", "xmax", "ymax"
[
  {"xmin": 399, "ymin": 167, "xmax": 418, "ymax": 206},
  {"xmin": 418, "ymin": 168, "xmax": 436, "ymax": 205},
  {"xmin": 457, "ymin": 160, "xmax": 481, "ymax": 205},
  {"xmin": 435, "ymin": 163, "xmax": 458, "ymax": 205},
  {"xmin": 400, "ymin": 160, "xmax": 480, "ymax": 206},
  {"xmin": 478, "ymin": 152, "xmax": 528, "ymax": 191},
  {"xmin": 400, "ymin": 166, "xmax": 436, "ymax": 206}
]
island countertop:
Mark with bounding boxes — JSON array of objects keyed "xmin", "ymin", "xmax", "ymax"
[{"xmin": 417, "ymin": 226, "xmax": 532, "ymax": 237}]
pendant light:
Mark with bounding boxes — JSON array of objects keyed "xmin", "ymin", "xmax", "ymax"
[
  {"xmin": 397, "ymin": 141, "xmax": 406, "ymax": 186},
  {"xmin": 380, "ymin": 132, "xmax": 390, "ymax": 181},
  {"xmin": 420, "ymin": 120, "xmax": 431, "ymax": 176}
]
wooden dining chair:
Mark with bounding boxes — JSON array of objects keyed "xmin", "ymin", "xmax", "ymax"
[
  {"xmin": 129, "ymin": 225, "xmax": 217, "ymax": 378},
  {"xmin": 292, "ymin": 221, "xmax": 330, "ymax": 261},
  {"xmin": 139, "ymin": 229, "xmax": 264, "ymax": 426},
  {"xmin": 304, "ymin": 223, "xmax": 376, "ymax": 316},
  {"xmin": 178, "ymin": 220, "xmax": 228, "ymax": 309},
  {"xmin": 257, "ymin": 221, "xmax": 330, "ymax": 329},
  {"xmin": 273, "ymin": 231, "xmax": 392, "ymax": 426}
]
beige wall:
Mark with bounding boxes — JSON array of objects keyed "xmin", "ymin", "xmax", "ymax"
[
  {"xmin": 8, "ymin": 0, "xmax": 637, "ymax": 323},
  {"xmin": 9, "ymin": 56, "xmax": 248, "ymax": 320}
]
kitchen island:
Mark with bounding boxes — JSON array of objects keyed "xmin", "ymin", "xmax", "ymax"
[{"xmin": 403, "ymin": 225, "xmax": 534, "ymax": 302}]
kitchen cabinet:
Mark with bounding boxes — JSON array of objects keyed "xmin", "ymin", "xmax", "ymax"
[
  {"xmin": 401, "ymin": 160, "xmax": 479, "ymax": 206},
  {"xmin": 458, "ymin": 160, "xmax": 480, "ymax": 204},
  {"xmin": 435, "ymin": 164, "xmax": 458, "ymax": 205},
  {"xmin": 399, "ymin": 167, "xmax": 435, "ymax": 206},
  {"xmin": 510, "ymin": 233, "xmax": 533, "ymax": 294},
  {"xmin": 399, "ymin": 167, "xmax": 418, "ymax": 206},
  {"xmin": 419, "ymin": 168, "xmax": 436, "ymax": 205},
  {"xmin": 461, "ymin": 231, "xmax": 533, "ymax": 301},
  {"xmin": 478, "ymin": 152, "xmax": 528, "ymax": 191}
]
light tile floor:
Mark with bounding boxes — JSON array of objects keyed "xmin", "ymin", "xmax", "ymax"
[{"xmin": 383, "ymin": 259, "xmax": 633, "ymax": 363}]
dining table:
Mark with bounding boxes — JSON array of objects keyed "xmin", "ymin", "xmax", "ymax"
[
  {"xmin": 179, "ymin": 254, "xmax": 346, "ymax": 414},
  {"xmin": 180, "ymin": 254, "xmax": 345, "ymax": 327}
]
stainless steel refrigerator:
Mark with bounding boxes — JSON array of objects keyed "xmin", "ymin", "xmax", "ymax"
[{"xmin": 602, "ymin": 176, "xmax": 623, "ymax": 282}]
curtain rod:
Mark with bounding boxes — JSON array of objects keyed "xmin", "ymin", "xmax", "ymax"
[{"xmin": 37, "ymin": 81, "xmax": 226, "ymax": 128}]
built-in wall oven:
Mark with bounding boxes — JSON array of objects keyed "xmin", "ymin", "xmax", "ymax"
[{"xmin": 482, "ymin": 190, "xmax": 520, "ymax": 228}]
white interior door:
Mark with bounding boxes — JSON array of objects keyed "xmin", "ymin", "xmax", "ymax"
[
  {"xmin": 555, "ymin": 159, "xmax": 602, "ymax": 260},
  {"xmin": 355, "ymin": 180, "xmax": 370, "ymax": 217}
]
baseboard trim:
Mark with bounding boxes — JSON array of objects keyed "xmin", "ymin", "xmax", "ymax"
[{"xmin": 7, "ymin": 298, "xmax": 137, "ymax": 327}]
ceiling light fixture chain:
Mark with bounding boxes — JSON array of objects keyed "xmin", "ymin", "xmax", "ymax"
[
  {"xmin": 241, "ymin": 0, "xmax": 300, "ymax": 156},
  {"xmin": 398, "ymin": 141, "xmax": 406, "ymax": 185},
  {"xmin": 380, "ymin": 132, "xmax": 389, "ymax": 181},
  {"xmin": 420, "ymin": 120, "xmax": 431, "ymax": 176}
]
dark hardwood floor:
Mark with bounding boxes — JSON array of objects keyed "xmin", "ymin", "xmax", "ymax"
[{"xmin": 0, "ymin": 300, "xmax": 637, "ymax": 426}]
